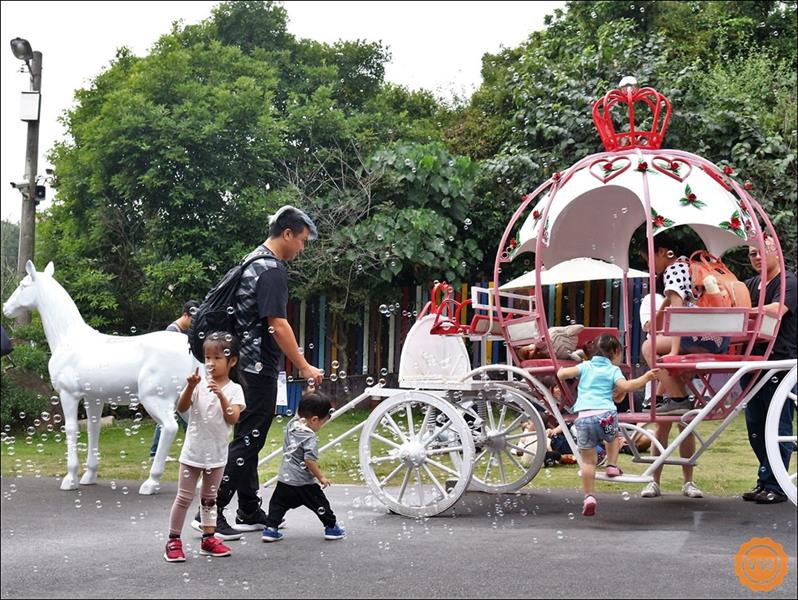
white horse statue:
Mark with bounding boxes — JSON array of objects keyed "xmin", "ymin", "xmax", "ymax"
[{"xmin": 3, "ymin": 260, "xmax": 197, "ymax": 494}]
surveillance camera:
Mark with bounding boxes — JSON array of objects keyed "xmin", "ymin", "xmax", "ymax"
[
  {"xmin": 10, "ymin": 181, "xmax": 27, "ymax": 190},
  {"xmin": 45, "ymin": 168, "xmax": 54, "ymax": 175}
]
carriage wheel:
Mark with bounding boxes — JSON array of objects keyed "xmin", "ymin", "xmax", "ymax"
[
  {"xmin": 456, "ymin": 384, "xmax": 547, "ymax": 493},
  {"xmin": 359, "ymin": 391, "xmax": 475, "ymax": 518},
  {"xmin": 765, "ymin": 366, "xmax": 797, "ymax": 506}
]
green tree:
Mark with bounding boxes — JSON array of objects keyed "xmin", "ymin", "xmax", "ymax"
[{"xmin": 447, "ymin": 0, "xmax": 797, "ymax": 270}]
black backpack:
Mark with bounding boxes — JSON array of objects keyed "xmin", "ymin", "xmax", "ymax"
[{"xmin": 187, "ymin": 252, "xmax": 270, "ymax": 362}]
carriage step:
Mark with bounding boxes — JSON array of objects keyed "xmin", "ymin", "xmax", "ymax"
[
  {"xmin": 630, "ymin": 457, "xmax": 697, "ymax": 466},
  {"xmin": 594, "ymin": 473, "xmax": 654, "ymax": 484}
]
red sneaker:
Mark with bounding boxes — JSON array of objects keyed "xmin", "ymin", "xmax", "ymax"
[
  {"xmin": 164, "ymin": 539, "xmax": 186, "ymax": 562},
  {"xmin": 200, "ymin": 536, "xmax": 232, "ymax": 557}
]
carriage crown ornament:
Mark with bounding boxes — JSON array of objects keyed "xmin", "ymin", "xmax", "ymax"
[{"xmin": 592, "ymin": 75, "xmax": 672, "ymax": 151}]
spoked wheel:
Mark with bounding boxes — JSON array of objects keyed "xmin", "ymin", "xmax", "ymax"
[
  {"xmin": 765, "ymin": 366, "xmax": 797, "ymax": 506},
  {"xmin": 359, "ymin": 391, "xmax": 475, "ymax": 517},
  {"xmin": 455, "ymin": 384, "xmax": 547, "ymax": 494}
]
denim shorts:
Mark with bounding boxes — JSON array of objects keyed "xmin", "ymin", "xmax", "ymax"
[
  {"xmin": 574, "ymin": 410, "xmax": 618, "ymax": 450},
  {"xmin": 679, "ymin": 336, "xmax": 730, "ymax": 354}
]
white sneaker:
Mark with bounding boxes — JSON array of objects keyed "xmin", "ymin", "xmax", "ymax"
[
  {"xmin": 682, "ymin": 481, "xmax": 703, "ymax": 498},
  {"xmin": 640, "ymin": 481, "xmax": 661, "ymax": 498}
]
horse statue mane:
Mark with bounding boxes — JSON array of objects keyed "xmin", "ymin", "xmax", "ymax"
[{"xmin": 3, "ymin": 260, "xmax": 198, "ymax": 494}]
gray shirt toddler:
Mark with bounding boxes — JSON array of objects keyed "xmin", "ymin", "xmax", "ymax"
[{"xmin": 277, "ymin": 417, "xmax": 320, "ymax": 486}]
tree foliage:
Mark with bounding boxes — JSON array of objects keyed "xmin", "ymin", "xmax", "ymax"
[
  {"xmin": 448, "ymin": 0, "xmax": 797, "ymax": 270},
  {"xmin": 31, "ymin": 0, "xmax": 798, "ymax": 336}
]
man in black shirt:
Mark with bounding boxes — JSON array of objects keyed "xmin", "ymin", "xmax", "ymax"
[
  {"xmin": 193, "ymin": 206, "xmax": 324, "ymax": 538},
  {"xmin": 741, "ymin": 235, "xmax": 797, "ymax": 504}
]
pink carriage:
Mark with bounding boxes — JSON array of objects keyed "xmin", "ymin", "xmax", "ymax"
[{"xmin": 260, "ymin": 79, "xmax": 796, "ymax": 517}]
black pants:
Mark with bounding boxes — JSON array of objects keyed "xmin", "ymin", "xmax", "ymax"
[
  {"xmin": 265, "ymin": 481, "xmax": 337, "ymax": 529},
  {"xmin": 215, "ymin": 371, "xmax": 277, "ymax": 516},
  {"xmin": 742, "ymin": 371, "xmax": 796, "ymax": 493}
]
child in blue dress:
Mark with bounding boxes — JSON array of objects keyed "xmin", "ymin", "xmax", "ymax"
[{"xmin": 558, "ymin": 334, "xmax": 660, "ymax": 516}]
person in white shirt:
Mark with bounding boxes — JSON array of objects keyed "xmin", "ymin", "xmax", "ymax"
[{"xmin": 163, "ymin": 332, "xmax": 246, "ymax": 563}]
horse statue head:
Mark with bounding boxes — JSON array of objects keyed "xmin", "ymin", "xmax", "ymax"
[{"xmin": 3, "ymin": 260, "xmax": 55, "ymax": 318}]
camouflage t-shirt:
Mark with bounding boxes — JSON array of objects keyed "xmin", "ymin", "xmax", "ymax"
[{"xmin": 234, "ymin": 245, "xmax": 288, "ymax": 376}]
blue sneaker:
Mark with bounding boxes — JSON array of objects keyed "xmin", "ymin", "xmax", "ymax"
[
  {"xmin": 261, "ymin": 527, "xmax": 283, "ymax": 543},
  {"xmin": 324, "ymin": 524, "xmax": 346, "ymax": 540}
]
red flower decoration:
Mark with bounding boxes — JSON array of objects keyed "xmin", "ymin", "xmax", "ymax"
[
  {"xmin": 723, "ymin": 165, "xmax": 734, "ymax": 175},
  {"xmin": 509, "ymin": 238, "xmax": 517, "ymax": 248},
  {"xmin": 653, "ymin": 215, "xmax": 665, "ymax": 228},
  {"xmin": 603, "ymin": 163, "xmax": 612, "ymax": 171},
  {"xmin": 730, "ymin": 217, "xmax": 742, "ymax": 230},
  {"xmin": 744, "ymin": 181, "xmax": 753, "ymax": 190},
  {"xmin": 637, "ymin": 161, "xmax": 648, "ymax": 172},
  {"xmin": 552, "ymin": 171, "xmax": 561, "ymax": 181},
  {"xmin": 687, "ymin": 193, "xmax": 697, "ymax": 202},
  {"xmin": 670, "ymin": 161, "xmax": 680, "ymax": 171},
  {"xmin": 532, "ymin": 210, "xmax": 540, "ymax": 219}
]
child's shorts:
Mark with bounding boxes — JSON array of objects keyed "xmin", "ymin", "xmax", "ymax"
[{"xmin": 574, "ymin": 410, "xmax": 618, "ymax": 450}]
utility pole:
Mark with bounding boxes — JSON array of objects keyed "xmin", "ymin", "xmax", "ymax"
[{"xmin": 11, "ymin": 38, "xmax": 42, "ymax": 325}]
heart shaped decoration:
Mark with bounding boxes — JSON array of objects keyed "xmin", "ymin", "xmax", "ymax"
[
  {"xmin": 589, "ymin": 157, "xmax": 631, "ymax": 183},
  {"xmin": 652, "ymin": 156, "xmax": 693, "ymax": 182}
]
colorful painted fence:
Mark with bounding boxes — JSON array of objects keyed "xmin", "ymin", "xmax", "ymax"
[{"xmin": 284, "ymin": 278, "xmax": 653, "ymax": 381}]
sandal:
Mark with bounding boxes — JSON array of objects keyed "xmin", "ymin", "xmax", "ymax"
[{"xmin": 605, "ymin": 465, "xmax": 623, "ymax": 477}]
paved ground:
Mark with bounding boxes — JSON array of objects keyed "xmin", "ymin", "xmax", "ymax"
[{"xmin": 1, "ymin": 476, "xmax": 796, "ymax": 598}]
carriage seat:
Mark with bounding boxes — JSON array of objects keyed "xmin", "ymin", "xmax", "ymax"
[
  {"xmin": 659, "ymin": 307, "xmax": 771, "ymax": 370},
  {"xmin": 519, "ymin": 326, "xmax": 620, "ymax": 373}
]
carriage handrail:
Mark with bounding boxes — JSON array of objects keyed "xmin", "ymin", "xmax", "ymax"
[{"xmin": 257, "ymin": 386, "xmax": 382, "ymax": 488}]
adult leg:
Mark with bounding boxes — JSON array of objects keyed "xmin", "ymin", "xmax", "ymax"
[
  {"xmin": 215, "ymin": 372, "xmax": 277, "ymax": 515},
  {"xmin": 150, "ymin": 425, "xmax": 161, "ymax": 458},
  {"xmin": 642, "ymin": 336, "xmax": 686, "ymax": 397},
  {"xmin": 676, "ymin": 423, "xmax": 695, "ymax": 484},
  {"xmin": 651, "ymin": 421, "xmax": 673, "ymax": 485},
  {"xmin": 745, "ymin": 373, "xmax": 795, "ymax": 493}
]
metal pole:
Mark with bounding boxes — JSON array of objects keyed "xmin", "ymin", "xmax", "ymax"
[{"xmin": 15, "ymin": 50, "xmax": 41, "ymax": 325}]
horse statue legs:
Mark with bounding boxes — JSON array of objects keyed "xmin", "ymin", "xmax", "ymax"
[
  {"xmin": 80, "ymin": 396, "xmax": 104, "ymax": 486},
  {"xmin": 59, "ymin": 390, "xmax": 82, "ymax": 491},
  {"xmin": 138, "ymin": 388, "xmax": 180, "ymax": 495}
]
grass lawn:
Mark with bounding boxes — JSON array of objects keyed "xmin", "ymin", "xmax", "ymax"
[{"xmin": 1, "ymin": 410, "xmax": 764, "ymax": 496}]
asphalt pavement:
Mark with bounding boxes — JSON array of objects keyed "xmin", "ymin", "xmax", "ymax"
[{"xmin": 1, "ymin": 476, "xmax": 796, "ymax": 599}]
